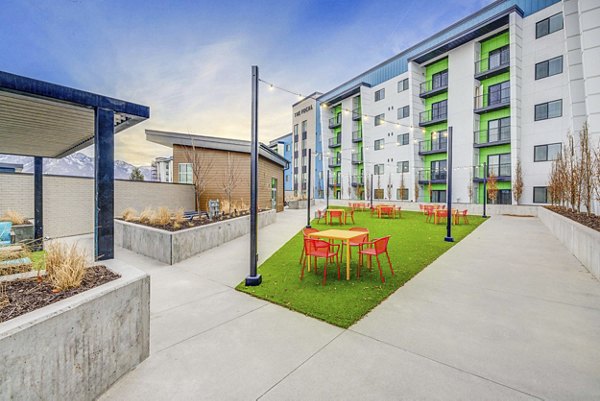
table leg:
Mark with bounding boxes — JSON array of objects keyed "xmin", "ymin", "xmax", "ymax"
[
  {"xmin": 308, "ymin": 250, "xmax": 311, "ymax": 272},
  {"xmin": 346, "ymin": 239, "xmax": 351, "ymax": 280}
]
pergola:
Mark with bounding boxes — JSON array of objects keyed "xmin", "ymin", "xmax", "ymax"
[{"xmin": 0, "ymin": 71, "xmax": 149, "ymax": 260}]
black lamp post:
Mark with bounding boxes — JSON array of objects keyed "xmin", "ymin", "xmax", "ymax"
[
  {"xmin": 444, "ymin": 127, "xmax": 454, "ymax": 242},
  {"xmin": 306, "ymin": 148, "xmax": 312, "ymax": 228},
  {"xmin": 482, "ymin": 161, "xmax": 488, "ymax": 218},
  {"xmin": 326, "ymin": 168, "xmax": 330, "ymax": 209}
]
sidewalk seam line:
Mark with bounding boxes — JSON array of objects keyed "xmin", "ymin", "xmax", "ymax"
[{"xmin": 150, "ymin": 288, "xmax": 232, "ymax": 316}]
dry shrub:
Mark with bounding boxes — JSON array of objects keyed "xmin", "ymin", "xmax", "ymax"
[
  {"xmin": 122, "ymin": 208, "xmax": 138, "ymax": 222},
  {"xmin": 45, "ymin": 242, "xmax": 87, "ymax": 291},
  {"xmin": 0, "ymin": 210, "xmax": 27, "ymax": 225},
  {"xmin": 0, "ymin": 283, "xmax": 8, "ymax": 310},
  {"xmin": 139, "ymin": 207, "xmax": 154, "ymax": 225},
  {"xmin": 172, "ymin": 208, "xmax": 187, "ymax": 230},
  {"xmin": 0, "ymin": 245, "xmax": 33, "ymax": 276},
  {"xmin": 152, "ymin": 207, "xmax": 171, "ymax": 226}
]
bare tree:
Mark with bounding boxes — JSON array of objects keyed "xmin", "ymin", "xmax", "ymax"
[
  {"xmin": 182, "ymin": 138, "xmax": 215, "ymax": 211},
  {"xmin": 594, "ymin": 138, "xmax": 600, "ymax": 207},
  {"xmin": 467, "ymin": 169, "xmax": 473, "ymax": 204},
  {"xmin": 365, "ymin": 174, "xmax": 371, "ymax": 201},
  {"xmin": 513, "ymin": 160, "xmax": 523, "ymax": 204},
  {"xmin": 386, "ymin": 173, "xmax": 392, "ymax": 200},
  {"xmin": 347, "ymin": 174, "xmax": 352, "ymax": 199},
  {"xmin": 487, "ymin": 173, "xmax": 498, "ymax": 204},
  {"xmin": 579, "ymin": 123, "xmax": 593, "ymax": 214},
  {"xmin": 414, "ymin": 182, "xmax": 420, "ymax": 203},
  {"xmin": 564, "ymin": 133, "xmax": 582, "ymax": 211},
  {"xmin": 221, "ymin": 152, "xmax": 242, "ymax": 213}
]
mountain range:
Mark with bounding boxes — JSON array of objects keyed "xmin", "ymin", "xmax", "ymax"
[{"xmin": 0, "ymin": 152, "xmax": 154, "ymax": 181}]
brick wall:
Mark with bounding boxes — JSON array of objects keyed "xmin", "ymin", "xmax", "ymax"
[
  {"xmin": 0, "ymin": 172, "xmax": 195, "ymax": 238},
  {"xmin": 173, "ymin": 145, "xmax": 285, "ymax": 212}
]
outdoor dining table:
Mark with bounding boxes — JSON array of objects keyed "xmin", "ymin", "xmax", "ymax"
[{"xmin": 307, "ymin": 229, "xmax": 366, "ymax": 280}]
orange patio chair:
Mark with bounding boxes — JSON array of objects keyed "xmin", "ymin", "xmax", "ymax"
[
  {"xmin": 435, "ymin": 209, "xmax": 448, "ymax": 224},
  {"xmin": 358, "ymin": 236, "xmax": 394, "ymax": 283},
  {"xmin": 301, "ymin": 238, "xmax": 340, "ymax": 285},
  {"xmin": 340, "ymin": 227, "xmax": 369, "ymax": 262},
  {"xmin": 299, "ymin": 227, "xmax": 319, "ymax": 265},
  {"xmin": 459, "ymin": 209, "xmax": 469, "ymax": 225},
  {"xmin": 381, "ymin": 206, "xmax": 394, "ymax": 219},
  {"xmin": 329, "ymin": 210, "xmax": 343, "ymax": 225},
  {"xmin": 344, "ymin": 209, "xmax": 355, "ymax": 224}
]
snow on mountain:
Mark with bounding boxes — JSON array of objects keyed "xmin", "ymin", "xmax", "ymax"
[{"xmin": 0, "ymin": 153, "xmax": 155, "ymax": 181}]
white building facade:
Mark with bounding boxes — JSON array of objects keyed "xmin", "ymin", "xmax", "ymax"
[{"xmin": 151, "ymin": 156, "xmax": 173, "ymax": 183}]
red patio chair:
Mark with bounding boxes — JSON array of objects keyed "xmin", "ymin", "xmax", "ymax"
[
  {"xmin": 329, "ymin": 210, "xmax": 343, "ymax": 225},
  {"xmin": 459, "ymin": 209, "xmax": 469, "ymax": 225},
  {"xmin": 301, "ymin": 238, "xmax": 340, "ymax": 285},
  {"xmin": 358, "ymin": 236, "xmax": 394, "ymax": 283},
  {"xmin": 435, "ymin": 209, "xmax": 448, "ymax": 224},
  {"xmin": 344, "ymin": 209, "xmax": 355, "ymax": 224},
  {"xmin": 381, "ymin": 206, "xmax": 394, "ymax": 219},
  {"xmin": 340, "ymin": 227, "xmax": 369, "ymax": 262},
  {"xmin": 299, "ymin": 227, "xmax": 319, "ymax": 265}
]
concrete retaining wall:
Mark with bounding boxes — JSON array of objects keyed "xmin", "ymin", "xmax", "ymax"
[
  {"xmin": 0, "ymin": 172, "xmax": 195, "ymax": 238},
  {"xmin": 115, "ymin": 209, "xmax": 277, "ymax": 265},
  {"xmin": 0, "ymin": 259, "xmax": 150, "ymax": 401},
  {"xmin": 538, "ymin": 207, "xmax": 600, "ymax": 280}
]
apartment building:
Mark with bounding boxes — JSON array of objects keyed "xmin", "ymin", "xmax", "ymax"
[
  {"xmin": 291, "ymin": 92, "xmax": 323, "ymax": 199},
  {"xmin": 151, "ymin": 156, "xmax": 173, "ymax": 182},
  {"xmin": 268, "ymin": 133, "xmax": 293, "ymax": 196},
  {"xmin": 300, "ymin": 0, "xmax": 599, "ymax": 205}
]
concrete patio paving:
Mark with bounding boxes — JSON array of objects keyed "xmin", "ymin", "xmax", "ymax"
[{"xmin": 96, "ymin": 210, "xmax": 600, "ymax": 401}]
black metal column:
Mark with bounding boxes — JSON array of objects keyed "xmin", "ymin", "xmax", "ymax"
[
  {"xmin": 94, "ymin": 107, "xmax": 115, "ymax": 260},
  {"xmin": 246, "ymin": 65, "xmax": 262, "ymax": 286},
  {"xmin": 482, "ymin": 162, "xmax": 488, "ymax": 218},
  {"xmin": 306, "ymin": 148, "xmax": 312, "ymax": 228},
  {"xmin": 444, "ymin": 127, "xmax": 454, "ymax": 242},
  {"xmin": 33, "ymin": 157, "xmax": 43, "ymax": 250},
  {"xmin": 326, "ymin": 169, "xmax": 330, "ymax": 209}
]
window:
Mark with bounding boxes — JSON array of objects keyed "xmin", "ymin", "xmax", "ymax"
[
  {"xmin": 488, "ymin": 46, "xmax": 509, "ymax": 69},
  {"xmin": 397, "ymin": 133, "xmax": 409, "ymax": 145},
  {"xmin": 431, "ymin": 190, "xmax": 446, "ymax": 203},
  {"xmin": 534, "ymin": 143, "xmax": 562, "ymax": 162},
  {"xmin": 375, "ymin": 113, "xmax": 385, "ymax": 126},
  {"xmin": 431, "ymin": 100, "xmax": 447, "ymax": 119},
  {"xmin": 533, "ymin": 187, "xmax": 548, "ymax": 203},
  {"xmin": 397, "ymin": 105, "xmax": 410, "ymax": 119},
  {"xmin": 488, "ymin": 153, "xmax": 511, "ymax": 176},
  {"xmin": 397, "ymin": 78, "xmax": 409, "ymax": 92},
  {"xmin": 488, "ymin": 81, "xmax": 510, "ymax": 105},
  {"xmin": 285, "ymin": 144, "xmax": 291, "ymax": 152},
  {"xmin": 374, "ymin": 189, "xmax": 385, "ymax": 200},
  {"xmin": 397, "ymin": 188, "xmax": 409, "ymax": 200},
  {"xmin": 293, "ymin": 158, "xmax": 298, "ymax": 168},
  {"xmin": 294, "ymin": 142, "xmax": 298, "ymax": 152},
  {"xmin": 535, "ymin": 56, "xmax": 563, "ymax": 80},
  {"xmin": 487, "ymin": 117, "xmax": 510, "ymax": 142},
  {"xmin": 374, "ymin": 139, "xmax": 384, "ymax": 150},
  {"xmin": 491, "ymin": 189, "xmax": 512, "ymax": 205},
  {"xmin": 374, "ymin": 164, "xmax": 385, "ymax": 175},
  {"xmin": 301, "ymin": 120, "xmax": 307, "ymax": 134},
  {"xmin": 432, "ymin": 70, "xmax": 448, "ymax": 90},
  {"xmin": 178, "ymin": 163, "xmax": 192, "ymax": 184},
  {"xmin": 536, "ymin": 13, "xmax": 563, "ymax": 39},
  {"xmin": 374, "ymin": 88, "xmax": 385, "ymax": 102},
  {"xmin": 535, "ymin": 100, "xmax": 562, "ymax": 121},
  {"xmin": 430, "ymin": 160, "xmax": 447, "ymax": 181},
  {"xmin": 397, "ymin": 161, "xmax": 409, "ymax": 173}
]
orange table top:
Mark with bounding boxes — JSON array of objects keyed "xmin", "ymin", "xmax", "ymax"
[{"xmin": 308, "ymin": 229, "xmax": 366, "ymax": 241}]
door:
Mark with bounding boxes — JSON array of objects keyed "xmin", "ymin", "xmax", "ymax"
[{"xmin": 271, "ymin": 178, "xmax": 277, "ymax": 210}]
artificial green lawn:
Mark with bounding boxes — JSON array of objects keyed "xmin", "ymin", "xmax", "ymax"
[{"xmin": 236, "ymin": 210, "xmax": 485, "ymax": 328}]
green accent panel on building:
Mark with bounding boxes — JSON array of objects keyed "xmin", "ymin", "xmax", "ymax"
[
  {"xmin": 425, "ymin": 58, "xmax": 448, "ymax": 81},
  {"xmin": 480, "ymin": 72, "xmax": 509, "ymax": 96},
  {"xmin": 478, "ymin": 108, "xmax": 511, "ymax": 133},
  {"xmin": 424, "ymin": 122, "xmax": 448, "ymax": 142},
  {"xmin": 424, "ymin": 152, "xmax": 447, "ymax": 167},
  {"xmin": 424, "ymin": 91, "xmax": 448, "ymax": 109},
  {"xmin": 423, "ymin": 183, "xmax": 447, "ymax": 202},
  {"xmin": 478, "ymin": 143, "xmax": 511, "ymax": 165},
  {"xmin": 480, "ymin": 31, "xmax": 509, "ymax": 60},
  {"xmin": 477, "ymin": 181, "xmax": 511, "ymax": 203}
]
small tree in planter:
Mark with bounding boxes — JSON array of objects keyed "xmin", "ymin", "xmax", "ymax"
[
  {"xmin": 414, "ymin": 182, "xmax": 420, "ymax": 203},
  {"xmin": 221, "ymin": 152, "xmax": 242, "ymax": 214},
  {"xmin": 487, "ymin": 173, "xmax": 498, "ymax": 204},
  {"xmin": 399, "ymin": 172, "xmax": 406, "ymax": 201},
  {"xmin": 513, "ymin": 160, "xmax": 523, "ymax": 204},
  {"xmin": 579, "ymin": 123, "xmax": 593, "ymax": 215},
  {"xmin": 386, "ymin": 173, "xmax": 392, "ymax": 200},
  {"xmin": 182, "ymin": 138, "xmax": 215, "ymax": 211}
]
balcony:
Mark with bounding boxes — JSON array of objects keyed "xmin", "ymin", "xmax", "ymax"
[
  {"xmin": 418, "ymin": 169, "xmax": 447, "ymax": 184},
  {"xmin": 418, "ymin": 138, "xmax": 447, "ymax": 155},
  {"xmin": 351, "ymin": 175, "xmax": 364, "ymax": 187},
  {"xmin": 328, "ymin": 135, "xmax": 341, "ymax": 148},
  {"xmin": 328, "ymin": 154, "xmax": 341, "ymax": 168},
  {"xmin": 351, "ymin": 152, "xmax": 363, "ymax": 164},
  {"xmin": 473, "ymin": 127, "xmax": 511, "ymax": 148},
  {"xmin": 473, "ymin": 163, "xmax": 512, "ymax": 182},
  {"xmin": 328, "ymin": 177, "xmax": 341, "ymax": 187},
  {"xmin": 474, "ymin": 88, "xmax": 510, "ymax": 114},
  {"xmin": 419, "ymin": 76, "xmax": 448, "ymax": 98},
  {"xmin": 352, "ymin": 129, "xmax": 362, "ymax": 142},
  {"xmin": 475, "ymin": 48, "xmax": 510, "ymax": 80},
  {"xmin": 352, "ymin": 108, "xmax": 362, "ymax": 121},
  {"xmin": 419, "ymin": 107, "xmax": 447, "ymax": 127},
  {"xmin": 328, "ymin": 114, "xmax": 341, "ymax": 129}
]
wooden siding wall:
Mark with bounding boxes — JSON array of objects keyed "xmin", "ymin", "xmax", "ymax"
[{"xmin": 173, "ymin": 145, "xmax": 285, "ymax": 212}]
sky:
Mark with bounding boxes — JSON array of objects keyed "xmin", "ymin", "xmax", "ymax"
[{"xmin": 1, "ymin": 0, "xmax": 491, "ymax": 166}]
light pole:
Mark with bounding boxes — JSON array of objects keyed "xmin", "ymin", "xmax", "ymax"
[
  {"xmin": 482, "ymin": 161, "xmax": 488, "ymax": 218},
  {"xmin": 444, "ymin": 127, "xmax": 454, "ymax": 242},
  {"xmin": 326, "ymin": 168, "xmax": 330, "ymax": 209},
  {"xmin": 245, "ymin": 65, "xmax": 261, "ymax": 287},
  {"xmin": 306, "ymin": 148, "xmax": 312, "ymax": 228}
]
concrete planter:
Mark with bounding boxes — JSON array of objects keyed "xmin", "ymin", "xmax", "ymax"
[
  {"xmin": 12, "ymin": 221, "xmax": 34, "ymax": 243},
  {"xmin": 287, "ymin": 200, "xmax": 315, "ymax": 209},
  {"xmin": 538, "ymin": 207, "xmax": 600, "ymax": 280},
  {"xmin": 0, "ymin": 259, "xmax": 150, "ymax": 401},
  {"xmin": 115, "ymin": 209, "xmax": 277, "ymax": 265}
]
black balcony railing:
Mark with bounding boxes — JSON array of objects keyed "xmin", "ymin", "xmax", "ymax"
[
  {"xmin": 351, "ymin": 175, "xmax": 364, "ymax": 186},
  {"xmin": 419, "ymin": 106, "xmax": 448, "ymax": 126},
  {"xmin": 351, "ymin": 152, "xmax": 363, "ymax": 164},
  {"xmin": 473, "ymin": 163, "xmax": 512, "ymax": 180},
  {"xmin": 418, "ymin": 137, "xmax": 447, "ymax": 155},
  {"xmin": 475, "ymin": 48, "xmax": 510, "ymax": 79},
  {"xmin": 352, "ymin": 108, "xmax": 362, "ymax": 120},
  {"xmin": 473, "ymin": 127, "xmax": 511, "ymax": 147},
  {"xmin": 418, "ymin": 169, "xmax": 447, "ymax": 183},
  {"xmin": 352, "ymin": 129, "xmax": 362, "ymax": 142},
  {"xmin": 419, "ymin": 75, "xmax": 448, "ymax": 97},
  {"xmin": 328, "ymin": 114, "xmax": 341, "ymax": 129},
  {"xmin": 328, "ymin": 136, "xmax": 341, "ymax": 148},
  {"xmin": 328, "ymin": 154, "xmax": 341, "ymax": 168},
  {"xmin": 474, "ymin": 87, "xmax": 510, "ymax": 113}
]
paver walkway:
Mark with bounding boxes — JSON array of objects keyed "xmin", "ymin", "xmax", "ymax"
[{"xmin": 99, "ymin": 212, "xmax": 600, "ymax": 401}]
